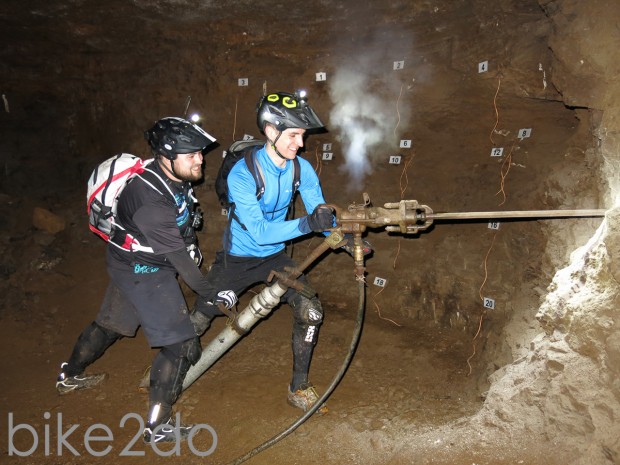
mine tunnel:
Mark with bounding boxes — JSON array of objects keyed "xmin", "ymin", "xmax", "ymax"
[{"xmin": 1, "ymin": 1, "xmax": 619, "ymax": 464}]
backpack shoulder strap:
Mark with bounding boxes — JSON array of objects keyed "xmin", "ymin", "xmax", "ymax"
[
  {"xmin": 138, "ymin": 163, "xmax": 176, "ymax": 201},
  {"xmin": 226, "ymin": 146, "xmax": 264, "ymax": 234},
  {"xmin": 292, "ymin": 156, "xmax": 301, "ymax": 195},
  {"xmin": 243, "ymin": 146, "xmax": 265, "ymax": 200},
  {"xmin": 242, "ymin": 147, "xmax": 300, "ymax": 200}
]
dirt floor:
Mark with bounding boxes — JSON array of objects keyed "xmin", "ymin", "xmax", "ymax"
[
  {"xmin": 0, "ymin": 191, "xmax": 560, "ymax": 465},
  {"xmin": 0, "ymin": 220, "xmax": 478, "ymax": 465}
]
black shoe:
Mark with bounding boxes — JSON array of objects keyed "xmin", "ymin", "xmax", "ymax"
[
  {"xmin": 56, "ymin": 362, "xmax": 107, "ymax": 395},
  {"xmin": 143, "ymin": 417, "xmax": 194, "ymax": 444}
]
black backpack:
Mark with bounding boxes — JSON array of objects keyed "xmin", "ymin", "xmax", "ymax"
[{"xmin": 215, "ymin": 139, "xmax": 301, "ymax": 226}]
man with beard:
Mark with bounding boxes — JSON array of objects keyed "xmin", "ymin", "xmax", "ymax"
[{"xmin": 56, "ymin": 117, "xmax": 237, "ymax": 444}]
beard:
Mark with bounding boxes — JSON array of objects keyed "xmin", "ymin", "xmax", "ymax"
[{"xmin": 173, "ymin": 163, "xmax": 203, "ymax": 182}]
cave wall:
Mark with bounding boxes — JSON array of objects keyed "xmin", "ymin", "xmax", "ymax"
[
  {"xmin": 0, "ymin": 0, "xmax": 611, "ymax": 392},
  {"xmin": 475, "ymin": 1, "xmax": 620, "ymax": 463}
]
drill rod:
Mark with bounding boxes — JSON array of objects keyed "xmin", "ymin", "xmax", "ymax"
[{"xmin": 428, "ymin": 209, "xmax": 606, "ymax": 220}]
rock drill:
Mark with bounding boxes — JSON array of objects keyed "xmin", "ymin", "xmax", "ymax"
[{"xmin": 182, "ymin": 195, "xmax": 606, "ymax": 389}]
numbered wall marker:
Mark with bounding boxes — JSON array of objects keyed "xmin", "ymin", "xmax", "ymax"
[
  {"xmin": 478, "ymin": 61, "xmax": 489, "ymax": 73},
  {"xmin": 238, "ymin": 78, "xmax": 249, "ymax": 86},
  {"xmin": 373, "ymin": 277, "xmax": 387, "ymax": 287},
  {"xmin": 323, "ymin": 143, "xmax": 332, "ymax": 151},
  {"xmin": 488, "ymin": 221, "xmax": 500, "ymax": 230},
  {"xmin": 490, "ymin": 147, "xmax": 504, "ymax": 157},
  {"xmin": 389, "ymin": 155, "xmax": 402, "ymax": 165},
  {"xmin": 316, "ymin": 72, "xmax": 327, "ymax": 81},
  {"xmin": 483, "ymin": 297, "xmax": 496, "ymax": 309},
  {"xmin": 242, "ymin": 134, "xmax": 254, "ymax": 141},
  {"xmin": 400, "ymin": 139, "xmax": 412, "ymax": 148},
  {"xmin": 393, "ymin": 60, "xmax": 405, "ymax": 70},
  {"xmin": 221, "ymin": 208, "xmax": 228, "ymax": 216},
  {"xmin": 518, "ymin": 128, "xmax": 532, "ymax": 139},
  {"xmin": 222, "ymin": 150, "xmax": 227, "ymax": 158},
  {"xmin": 322, "ymin": 152, "xmax": 333, "ymax": 161}
]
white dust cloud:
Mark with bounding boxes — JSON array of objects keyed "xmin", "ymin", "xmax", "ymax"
[{"xmin": 328, "ymin": 36, "xmax": 412, "ymax": 186}]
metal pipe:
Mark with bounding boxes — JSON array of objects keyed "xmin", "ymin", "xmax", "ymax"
[
  {"xmin": 428, "ymin": 209, "xmax": 606, "ymax": 220},
  {"xmin": 183, "ymin": 280, "xmax": 288, "ymax": 391},
  {"xmin": 334, "ymin": 197, "xmax": 606, "ymax": 235}
]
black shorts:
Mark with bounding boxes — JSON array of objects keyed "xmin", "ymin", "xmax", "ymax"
[
  {"xmin": 95, "ymin": 252, "xmax": 195, "ymax": 347},
  {"xmin": 195, "ymin": 250, "xmax": 307, "ymax": 317}
]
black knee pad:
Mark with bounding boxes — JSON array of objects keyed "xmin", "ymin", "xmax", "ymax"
[
  {"xmin": 150, "ymin": 337, "xmax": 201, "ymax": 407},
  {"xmin": 182, "ymin": 337, "xmax": 202, "ymax": 365},
  {"xmin": 290, "ymin": 295, "xmax": 324, "ymax": 326},
  {"xmin": 81, "ymin": 321, "xmax": 122, "ymax": 346},
  {"xmin": 73, "ymin": 321, "xmax": 121, "ymax": 360},
  {"xmin": 63, "ymin": 322, "xmax": 122, "ymax": 377},
  {"xmin": 161, "ymin": 337, "xmax": 202, "ymax": 365}
]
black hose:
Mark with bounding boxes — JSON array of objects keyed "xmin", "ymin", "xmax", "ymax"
[{"xmin": 226, "ymin": 279, "xmax": 366, "ymax": 465}]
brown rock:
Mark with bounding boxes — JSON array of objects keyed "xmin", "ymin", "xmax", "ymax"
[{"xmin": 32, "ymin": 207, "xmax": 66, "ymax": 234}]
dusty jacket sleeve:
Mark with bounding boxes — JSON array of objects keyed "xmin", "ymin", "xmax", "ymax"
[{"xmin": 164, "ymin": 248, "xmax": 217, "ymax": 300}]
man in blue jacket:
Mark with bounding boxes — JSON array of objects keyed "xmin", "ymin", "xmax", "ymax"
[{"xmin": 191, "ymin": 91, "xmax": 335, "ymax": 412}]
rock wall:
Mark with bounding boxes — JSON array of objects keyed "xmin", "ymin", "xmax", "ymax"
[
  {"xmin": 481, "ymin": 213, "xmax": 620, "ymax": 462},
  {"xmin": 478, "ymin": 1, "xmax": 620, "ymax": 462}
]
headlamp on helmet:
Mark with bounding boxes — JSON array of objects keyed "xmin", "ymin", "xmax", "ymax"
[
  {"xmin": 145, "ymin": 116, "xmax": 216, "ymax": 160},
  {"xmin": 256, "ymin": 91, "xmax": 324, "ymax": 133}
]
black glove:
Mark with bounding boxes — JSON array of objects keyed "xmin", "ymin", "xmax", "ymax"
[
  {"xmin": 190, "ymin": 290, "xmax": 238, "ymax": 336},
  {"xmin": 341, "ymin": 234, "xmax": 372, "ymax": 256},
  {"xmin": 299, "ymin": 206, "xmax": 335, "ymax": 233},
  {"xmin": 190, "ymin": 310, "xmax": 212, "ymax": 336}
]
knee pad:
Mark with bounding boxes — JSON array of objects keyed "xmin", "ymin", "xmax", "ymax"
[
  {"xmin": 162, "ymin": 337, "xmax": 202, "ymax": 365},
  {"xmin": 63, "ymin": 322, "xmax": 121, "ymax": 377},
  {"xmin": 290, "ymin": 295, "xmax": 324, "ymax": 326},
  {"xmin": 182, "ymin": 337, "xmax": 202, "ymax": 365},
  {"xmin": 150, "ymin": 337, "xmax": 201, "ymax": 407},
  {"xmin": 77, "ymin": 321, "xmax": 122, "ymax": 352},
  {"xmin": 88, "ymin": 321, "xmax": 122, "ymax": 341}
]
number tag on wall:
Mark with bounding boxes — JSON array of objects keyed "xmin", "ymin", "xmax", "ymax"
[{"xmin": 373, "ymin": 277, "xmax": 387, "ymax": 287}]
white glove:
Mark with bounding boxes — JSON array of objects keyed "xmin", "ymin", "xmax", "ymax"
[{"xmin": 214, "ymin": 290, "xmax": 238, "ymax": 310}]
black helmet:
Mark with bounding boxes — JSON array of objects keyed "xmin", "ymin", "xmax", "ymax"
[
  {"xmin": 145, "ymin": 116, "xmax": 216, "ymax": 160},
  {"xmin": 256, "ymin": 91, "xmax": 324, "ymax": 133}
]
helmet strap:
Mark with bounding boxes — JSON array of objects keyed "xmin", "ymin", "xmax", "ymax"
[
  {"xmin": 268, "ymin": 131, "xmax": 288, "ymax": 161},
  {"xmin": 157, "ymin": 156, "xmax": 181, "ymax": 181}
]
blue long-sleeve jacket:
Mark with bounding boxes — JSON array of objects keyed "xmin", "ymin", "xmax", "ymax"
[{"xmin": 225, "ymin": 145, "xmax": 326, "ymax": 257}]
